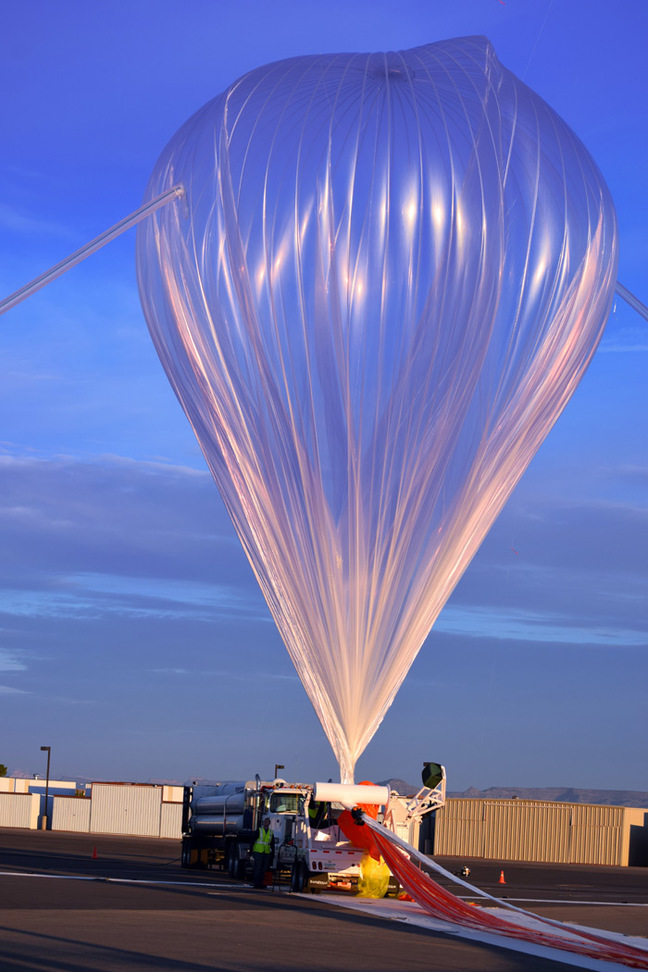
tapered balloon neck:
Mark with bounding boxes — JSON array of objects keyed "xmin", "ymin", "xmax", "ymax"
[{"xmin": 339, "ymin": 760, "xmax": 355, "ymax": 786}]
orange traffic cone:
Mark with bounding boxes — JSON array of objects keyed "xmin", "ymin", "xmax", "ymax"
[
  {"xmin": 498, "ymin": 869, "xmax": 506, "ymax": 884},
  {"xmin": 92, "ymin": 846, "xmax": 98, "ymax": 860}
]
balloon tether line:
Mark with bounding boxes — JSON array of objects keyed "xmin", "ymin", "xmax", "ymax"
[
  {"xmin": 0, "ymin": 184, "xmax": 185, "ymax": 317},
  {"xmin": 615, "ymin": 281, "xmax": 648, "ymax": 323}
]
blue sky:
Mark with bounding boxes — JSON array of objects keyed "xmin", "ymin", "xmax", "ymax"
[{"xmin": 1, "ymin": 0, "xmax": 646, "ymax": 791}]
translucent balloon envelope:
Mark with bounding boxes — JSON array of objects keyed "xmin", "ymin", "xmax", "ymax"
[{"xmin": 136, "ymin": 37, "xmax": 618, "ymax": 782}]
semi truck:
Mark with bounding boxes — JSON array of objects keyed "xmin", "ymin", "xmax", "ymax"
[{"xmin": 181, "ymin": 762, "xmax": 445, "ymax": 894}]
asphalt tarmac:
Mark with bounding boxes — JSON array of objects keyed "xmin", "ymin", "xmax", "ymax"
[{"xmin": 0, "ymin": 829, "xmax": 646, "ymax": 971}]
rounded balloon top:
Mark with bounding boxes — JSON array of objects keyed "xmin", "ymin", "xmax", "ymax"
[{"xmin": 137, "ymin": 38, "xmax": 617, "ymax": 783}]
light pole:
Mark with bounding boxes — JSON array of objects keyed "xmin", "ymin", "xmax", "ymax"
[
  {"xmin": 274, "ymin": 764, "xmax": 285, "ymax": 780},
  {"xmin": 40, "ymin": 746, "xmax": 51, "ymax": 830}
]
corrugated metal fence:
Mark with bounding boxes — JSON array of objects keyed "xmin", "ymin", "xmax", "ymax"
[
  {"xmin": 51, "ymin": 795, "xmax": 91, "ymax": 833},
  {"xmin": 52, "ymin": 783, "xmax": 183, "ymax": 838},
  {"xmin": 434, "ymin": 798, "xmax": 646, "ymax": 866},
  {"xmin": 0, "ymin": 781, "xmax": 184, "ymax": 839},
  {"xmin": 0, "ymin": 792, "xmax": 39, "ymax": 829}
]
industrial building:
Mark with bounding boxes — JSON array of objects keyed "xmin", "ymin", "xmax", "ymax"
[
  {"xmin": 0, "ymin": 777, "xmax": 182, "ymax": 839},
  {"xmin": 434, "ymin": 797, "xmax": 648, "ymax": 868}
]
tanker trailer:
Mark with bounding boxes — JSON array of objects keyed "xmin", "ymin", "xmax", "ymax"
[{"xmin": 181, "ymin": 778, "xmax": 269, "ymax": 871}]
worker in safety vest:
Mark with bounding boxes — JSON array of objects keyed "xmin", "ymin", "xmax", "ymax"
[
  {"xmin": 307, "ymin": 800, "xmax": 327, "ymax": 830},
  {"xmin": 252, "ymin": 816, "xmax": 275, "ymax": 888}
]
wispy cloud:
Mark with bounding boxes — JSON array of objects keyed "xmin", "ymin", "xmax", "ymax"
[
  {"xmin": 0, "ymin": 451, "xmax": 208, "ymax": 478},
  {"xmin": 0, "ymin": 202, "xmax": 76, "ymax": 241},
  {"xmin": 0, "ymin": 574, "xmax": 267, "ymax": 623},
  {"xmin": 598, "ymin": 339, "xmax": 648, "ymax": 353},
  {"xmin": 436, "ymin": 604, "xmax": 647, "ymax": 648},
  {"xmin": 0, "ymin": 648, "xmax": 28, "ymax": 672},
  {"xmin": 598, "ymin": 318, "xmax": 648, "ymax": 353},
  {"xmin": 151, "ymin": 667, "xmax": 298, "ymax": 681}
]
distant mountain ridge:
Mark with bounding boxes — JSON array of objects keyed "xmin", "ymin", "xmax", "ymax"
[
  {"xmin": 380, "ymin": 779, "xmax": 648, "ymax": 807},
  {"xmin": 448, "ymin": 786, "xmax": 648, "ymax": 808}
]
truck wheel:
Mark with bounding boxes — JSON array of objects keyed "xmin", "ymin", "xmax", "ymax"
[
  {"xmin": 234, "ymin": 846, "xmax": 246, "ymax": 881},
  {"xmin": 181, "ymin": 845, "xmax": 191, "ymax": 868},
  {"xmin": 227, "ymin": 844, "xmax": 246, "ymax": 880},
  {"xmin": 291, "ymin": 861, "xmax": 307, "ymax": 893}
]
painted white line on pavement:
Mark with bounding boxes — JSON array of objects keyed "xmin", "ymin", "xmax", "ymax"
[
  {"xmin": 477, "ymin": 899, "xmax": 648, "ymax": 908},
  {"xmin": 0, "ymin": 870, "xmax": 245, "ymax": 890}
]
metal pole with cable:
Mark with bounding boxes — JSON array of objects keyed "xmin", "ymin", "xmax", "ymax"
[{"xmin": 40, "ymin": 746, "xmax": 51, "ymax": 830}]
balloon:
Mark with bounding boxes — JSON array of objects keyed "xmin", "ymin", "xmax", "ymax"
[{"xmin": 136, "ymin": 37, "xmax": 618, "ymax": 782}]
